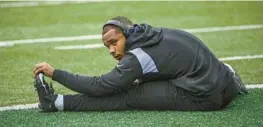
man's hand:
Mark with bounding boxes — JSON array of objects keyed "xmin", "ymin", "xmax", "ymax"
[{"xmin": 34, "ymin": 62, "xmax": 55, "ymax": 78}]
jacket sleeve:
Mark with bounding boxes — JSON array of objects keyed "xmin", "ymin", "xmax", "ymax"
[{"xmin": 51, "ymin": 53, "xmax": 143, "ymax": 97}]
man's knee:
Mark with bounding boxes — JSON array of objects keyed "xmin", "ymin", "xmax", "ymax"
[
  {"xmin": 126, "ymin": 81, "xmax": 179, "ymax": 110},
  {"xmin": 83, "ymin": 87, "xmax": 120, "ymax": 97}
]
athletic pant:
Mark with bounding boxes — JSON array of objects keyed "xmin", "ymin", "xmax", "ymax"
[{"xmin": 61, "ymin": 79, "xmax": 239, "ymax": 111}]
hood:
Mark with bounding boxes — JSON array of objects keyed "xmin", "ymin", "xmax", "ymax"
[{"xmin": 125, "ymin": 24, "xmax": 163, "ymax": 51}]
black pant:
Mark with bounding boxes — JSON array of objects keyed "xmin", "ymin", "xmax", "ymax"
[{"xmin": 62, "ymin": 79, "xmax": 239, "ymax": 112}]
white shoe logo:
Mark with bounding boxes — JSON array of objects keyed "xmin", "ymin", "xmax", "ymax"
[{"xmin": 116, "ymin": 64, "xmax": 124, "ymax": 68}]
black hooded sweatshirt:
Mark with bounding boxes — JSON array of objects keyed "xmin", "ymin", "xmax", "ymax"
[{"xmin": 52, "ymin": 24, "xmax": 231, "ymax": 101}]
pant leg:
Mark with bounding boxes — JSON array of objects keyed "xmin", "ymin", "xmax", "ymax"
[
  {"xmin": 126, "ymin": 80, "xmax": 176, "ymax": 110},
  {"xmin": 62, "ymin": 80, "xmax": 206, "ymax": 111},
  {"xmin": 126, "ymin": 80, "xmax": 210, "ymax": 111},
  {"xmin": 63, "ymin": 91, "xmax": 130, "ymax": 111}
]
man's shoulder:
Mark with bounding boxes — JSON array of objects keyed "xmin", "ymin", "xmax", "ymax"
[
  {"xmin": 114, "ymin": 52, "xmax": 142, "ymax": 72},
  {"xmin": 120, "ymin": 53, "xmax": 139, "ymax": 65}
]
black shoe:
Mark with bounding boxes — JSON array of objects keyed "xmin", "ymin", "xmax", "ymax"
[
  {"xmin": 234, "ymin": 73, "xmax": 248, "ymax": 95},
  {"xmin": 34, "ymin": 73, "xmax": 58, "ymax": 112},
  {"xmin": 224, "ymin": 63, "xmax": 248, "ymax": 95}
]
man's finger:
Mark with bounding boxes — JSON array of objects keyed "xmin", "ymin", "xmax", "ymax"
[
  {"xmin": 34, "ymin": 65, "xmax": 42, "ymax": 73},
  {"xmin": 34, "ymin": 62, "xmax": 46, "ymax": 72},
  {"xmin": 34, "ymin": 67, "xmax": 44, "ymax": 77},
  {"xmin": 36, "ymin": 63, "xmax": 43, "ymax": 68},
  {"xmin": 35, "ymin": 63, "xmax": 45, "ymax": 68},
  {"xmin": 33, "ymin": 67, "xmax": 38, "ymax": 73}
]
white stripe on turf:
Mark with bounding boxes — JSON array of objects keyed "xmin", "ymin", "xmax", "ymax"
[
  {"xmin": 220, "ymin": 54, "xmax": 263, "ymax": 61},
  {"xmin": 0, "ymin": 43, "xmax": 14, "ymax": 47},
  {"xmin": 0, "ymin": 24, "xmax": 262, "ymax": 47},
  {"xmin": 55, "ymin": 44, "xmax": 263, "ymax": 61},
  {"xmin": 0, "ymin": 1, "xmax": 114, "ymax": 8},
  {"xmin": 0, "ymin": 84, "xmax": 263, "ymax": 111},
  {"xmin": 0, "ymin": 35, "xmax": 101, "ymax": 46},
  {"xmin": 53, "ymin": 45, "xmax": 263, "ymax": 61},
  {"xmin": 246, "ymin": 84, "xmax": 263, "ymax": 89},
  {"xmin": 0, "ymin": 103, "xmax": 38, "ymax": 111},
  {"xmin": 54, "ymin": 44, "xmax": 104, "ymax": 50}
]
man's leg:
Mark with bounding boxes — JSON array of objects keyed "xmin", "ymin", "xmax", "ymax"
[
  {"xmin": 35, "ymin": 74, "xmax": 221, "ymax": 112},
  {"xmin": 126, "ymin": 80, "xmax": 221, "ymax": 111},
  {"xmin": 52, "ymin": 81, "xmax": 212, "ymax": 111},
  {"xmin": 60, "ymin": 80, "xmax": 176, "ymax": 111},
  {"xmin": 62, "ymin": 92, "xmax": 130, "ymax": 111}
]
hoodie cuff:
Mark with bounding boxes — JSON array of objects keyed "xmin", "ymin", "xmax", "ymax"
[{"xmin": 52, "ymin": 69, "xmax": 62, "ymax": 81}]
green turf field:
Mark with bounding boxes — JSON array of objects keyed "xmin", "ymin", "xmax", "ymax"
[{"xmin": 0, "ymin": 1, "xmax": 263, "ymax": 127}]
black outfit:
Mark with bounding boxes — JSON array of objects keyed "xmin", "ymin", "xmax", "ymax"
[{"xmin": 52, "ymin": 24, "xmax": 242, "ymax": 111}]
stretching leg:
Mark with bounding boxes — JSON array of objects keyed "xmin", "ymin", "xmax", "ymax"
[{"xmin": 57, "ymin": 81, "xmax": 221, "ymax": 111}]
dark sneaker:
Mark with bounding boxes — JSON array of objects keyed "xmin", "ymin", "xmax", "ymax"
[
  {"xmin": 234, "ymin": 73, "xmax": 248, "ymax": 94},
  {"xmin": 224, "ymin": 63, "xmax": 248, "ymax": 94},
  {"xmin": 34, "ymin": 73, "xmax": 58, "ymax": 112}
]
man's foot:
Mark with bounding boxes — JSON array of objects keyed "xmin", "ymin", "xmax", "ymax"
[
  {"xmin": 224, "ymin": 63, "xmax": 248, "ymax": 94},
  {"xmin": 34, "ymin": 73, "xmax": 58, "ymax": 112},
  {"xmin": 234, "ymin": 73, "xmax": 248, "ymax": 94}
]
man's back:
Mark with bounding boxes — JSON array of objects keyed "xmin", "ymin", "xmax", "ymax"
[{"xmin": 127, "ymin": 24, "xmax": 230, "ymax": 97}]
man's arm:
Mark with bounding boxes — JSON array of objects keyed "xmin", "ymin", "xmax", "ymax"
[{"xmin": 50, "ymin": 53, "xmax": 143, "ymax": 97}]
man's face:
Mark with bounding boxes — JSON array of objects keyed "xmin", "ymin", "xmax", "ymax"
[{"xmin": 102, "ymin": 26, "xmax": 126, "ymax": 61}]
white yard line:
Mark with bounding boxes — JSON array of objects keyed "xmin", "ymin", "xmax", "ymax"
[
  {"xmin": 0, "ymin": 24, "xmax": 262, "ymax": 47},
  {"xmin": 0, "ymin": 1, "xmax": 114, "ymax": 8},
  {"xmin": 54, "ymin": 43, "xmax": 104, "ymax": 50},
  {"xmin": 55, "ymin": 44, "xmax": 263, "ymax": 61},
  {"xmin": 0, "ymin": 103, "xmax": 38, "ymax": 111},
  {"xmin": 55, "ymin": 43, "xmax": 263, "ymax": 61},
  {"xmin": 0, "ymin": 84, "xmax": 263, "ymax": 111},
  {"xmin": 54, "ymin": 44, "xmax": 263, "ymax": 62},
  {"xmin": 247, "ymin": 84, "xmax": 263, "ymax": 89},
  {"xmin": 0, "ymin": 42, "xmax": 14, "ymax": 47},
  {"xmin": 0, "ymin": 35, "xmax": 101, "ymax": 46},
  {"xmin": 219, "ymin": 54, "xmax": 263, "ymax": 61},
  {"xmin": 185, "ymin": 24, "xmax": 263, "ymax": 33}
]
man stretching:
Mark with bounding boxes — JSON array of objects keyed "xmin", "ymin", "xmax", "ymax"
[{"xmin": 33, "ymin": 16, "xmax": 247, "ymax": 112}]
